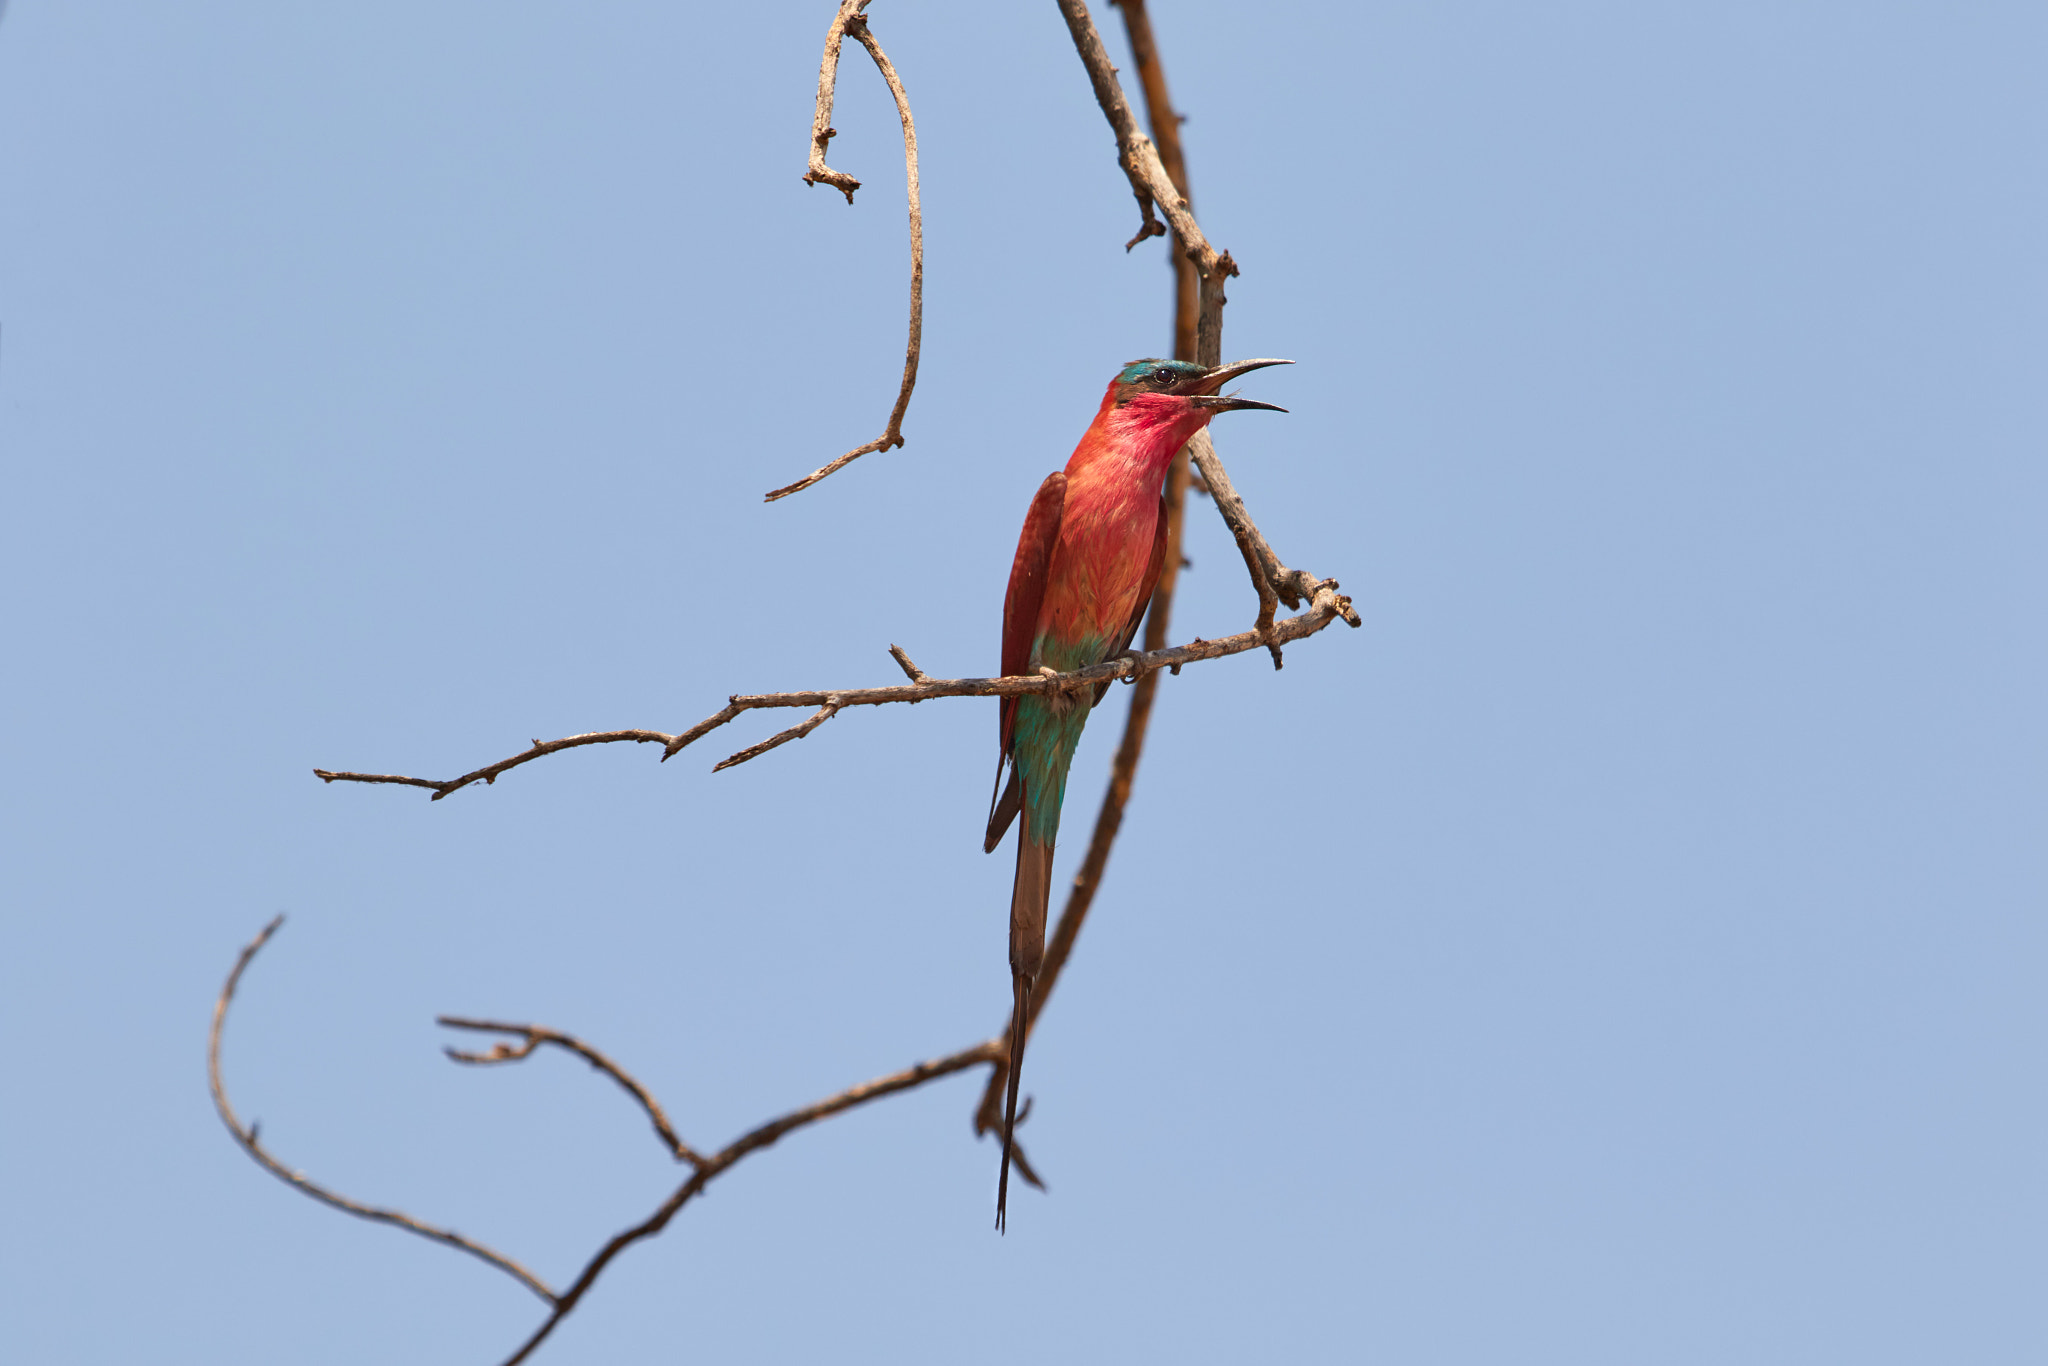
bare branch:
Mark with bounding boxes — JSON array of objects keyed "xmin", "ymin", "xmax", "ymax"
[
  {"xmin": 315, "ymin": 729, "xmax": 677, "ymax": 801},
  {"xmin": 888, "ymin": 643, "xmax": 930, "ymax": 683},
  {"xmin": 711, "ymin": 701, "xmax": 842, "ymax": 772},
  {"xmin": 438, "ymin": 1017, "xmax": 703, "ymax": 1166},
  {"xmin": 1057, "ymin": 0, "xmax": 1360, "ymax": 643},
  {"xmin": 312, "ymin": 596, "xmax": 1353, "ymax": 801},
  {"xmin": 257, "ymin": 10, "xmax": 1365, "ymax": 1354},
  {"xmin": 1055, "ymin": 1, "xmax": 1224, "ymax": 284},
  {"xmin": 1113, "ymin": 0, "xmax": 1200, "ymax": 363},
  {"xmin": 495, "ymin": 1038, "xmax": 1002, "ymax": 1365},
  {"xmin": 800, "ymin": 1, "xmax": 870, "ymax": 202},
  {"xmin": 212, "ymin": 922, "xmax": 1008, "ymax": 1365},
  {"xmin": 208, "ymin": 917, "xmax": 557, "ymax": 1306},
  {"xmin": 770, "ymin": 2, "xmax": 924, "ymax": 501}
]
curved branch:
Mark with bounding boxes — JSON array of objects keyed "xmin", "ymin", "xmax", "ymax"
[
  {"xmin": 800, "ymin": 1, "xmax": 869, "ymax": 202},
  {"xmin": 439, "ymin": 1017, "xmax": 704, "ymax": 1166},
  {"xmin": 212, "ymin": 921, "xmax": 1008, "ymax": 1365},
  {"xmin": 770, "ymin": 1, "xmax": 924, "ymax": 502},
  {"xmin": 208, "ymin": 917, "xmax": 557, "ymax": 1306},
  {"xmin": 497, "ymin": 1038, "xmax": 1003, "ymax": 1365},
  {"xmin": 313, "ymin": 595, "xmax": 1354, "ymax": 801}
]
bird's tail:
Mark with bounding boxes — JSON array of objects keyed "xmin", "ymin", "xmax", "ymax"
[{"xmin": 998, "ymin": 819, "xmax": 1054, "ymax": 1232}]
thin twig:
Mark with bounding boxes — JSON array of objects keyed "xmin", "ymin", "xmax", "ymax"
[
  {"xmin": 711, "ymin": 701, "xmax": 842, "ymax": 772},
  {"xmin": 770, "ymin": 1, "xmax": 924, "ymax": 501},
  {"xmin": 312, "ymin": 596, "xmax": 1353, "ymax": 801},
  {"xmin": 314, "ymin": 729, "xmax": 678, "ymax": 799},
  {"xmin": 208, "ymin": 917, "xmax": 558, "ymax": 1306},
  {"xmin": 438, "ymin": 1017, "xmax": 704, "ymax": 1166},
  {"xmin": 888, "ymin": 643, "xmax": 930, "ymax": 683}
]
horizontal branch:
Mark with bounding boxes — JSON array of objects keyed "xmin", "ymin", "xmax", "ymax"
[{"xmin": 314, "ymin": 587, "xmax": 1355, "ymax": 801}]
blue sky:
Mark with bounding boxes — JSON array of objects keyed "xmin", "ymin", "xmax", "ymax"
[{"xmin": 3, "ymin": 3, "xmax": 2043, "ymax": 1363}]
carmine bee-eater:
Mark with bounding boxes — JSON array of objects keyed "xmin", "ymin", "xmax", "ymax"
[{"xmin": 985, "ymin": 356, "xmax": 1292, "ymax": 1230}]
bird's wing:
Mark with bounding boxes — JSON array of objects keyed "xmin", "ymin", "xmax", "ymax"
[
  {"xmin": 985, "ymin": 471, "xmax": 1066, "ymax": 852},
  {"xmin": 1091, "ymin": 491, "xmax": 1169, "ymax": 710}
]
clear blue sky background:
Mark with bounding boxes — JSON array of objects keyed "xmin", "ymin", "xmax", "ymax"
[{"xmin": 3, "ymin": 2, "xmax": 2042, "ymax": 1362}]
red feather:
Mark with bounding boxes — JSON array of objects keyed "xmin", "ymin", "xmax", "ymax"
[{"xmin": 999, "ymin": 472, "xmax": 1066, "ymax": 756}]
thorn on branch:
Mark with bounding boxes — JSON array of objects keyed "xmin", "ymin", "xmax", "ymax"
[
  {"xmin": 1123, "ymin": 215, "xmax": 1167, "ymax": 252},
  {"xmin": 888, "ymin": 644, "xmax": 931, "ymax": 684}
]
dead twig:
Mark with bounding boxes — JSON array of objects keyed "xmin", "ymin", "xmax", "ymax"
[
  {"xmin": 208, "ymin": 917, "xmax": 558, "ymax": 1306},
  {"xmin": 711, "ymin": 700, "xmax": 842, "ymax": 772},
  {"xmin": 1112, "ymin": 0, "xmax": 1200, "ymax": 365},
  {"xmin": 800, "ymin": 1, "xmax": 868, "ymax": 203},
  {"xmin": 496, "ymin": 1036, "xmax": 1004, "ymax": 1366},
  {"xmin": 314, "ymin": 595, "xmax": 1353, "ymax": 801},
  {"xmin": 1055, "ymin": 0, "xmax": 1359, "ymax": 648},
  {"xmin": 770, "ymin": 1, "xmax": 924, "ymax": 501},
  {"xmin": 209, "ymin": 917, "xmax": 1005, "ymax": 1366},
  {"xmin": 888, "ymin": 643, "xmax": 930, "ymax": 683},
  {"xmin": 439, "ymin": 1017, "xmax": 703, "ymax": 1166}
]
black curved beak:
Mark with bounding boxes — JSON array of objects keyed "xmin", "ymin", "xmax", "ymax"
[{"xmin": 1183, "ymin": 357, "xmax": 1292, "ymax": 413}]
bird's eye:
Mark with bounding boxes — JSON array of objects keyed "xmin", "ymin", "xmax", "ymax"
[{"xmin": 1153, "ymin": 367, "xmax": 1175, "ymax": 384}]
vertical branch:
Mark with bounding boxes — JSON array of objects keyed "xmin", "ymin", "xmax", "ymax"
[
  {"xmin": 1114, "ymin": 0, "xmax": 1199, "ymax": 365},
  {"xmin": 971, "ymin": 0, "xmax": 1209, "ymax": 1141},
  {"xmin": 800, "ymin": 1, "xmax": 869, "ymax": 202},
  {"xmin": 769, "ymin": 3, "xmax": 925, "ymax": 502}
]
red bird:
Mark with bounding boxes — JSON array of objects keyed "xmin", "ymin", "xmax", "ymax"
[{"xmin": 985, "ymin": 356, "xmax": 1291, "ymax": 1229}]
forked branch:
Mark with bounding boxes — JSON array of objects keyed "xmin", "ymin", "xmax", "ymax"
[
  {"xmin": 212, "ymin": 918, "xmax": 1008, "ymax": 1366},
  {"xmin": 440, "ymin": 1017, "xmax": 703, "ymax": 1166},
  {"xmin": 770, "ymin": 0, "xmax": 925, "ymax": 501}
]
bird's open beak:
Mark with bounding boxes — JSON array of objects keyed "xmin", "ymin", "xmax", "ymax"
[{"xmin": 1183, "ymin": 357, "xmax": 1292, "ymax": 412}]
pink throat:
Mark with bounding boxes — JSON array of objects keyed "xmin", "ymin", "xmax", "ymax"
[{"xmin": 1098, "ymin": 393, "xmax": 1214, "ymax": 483}]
